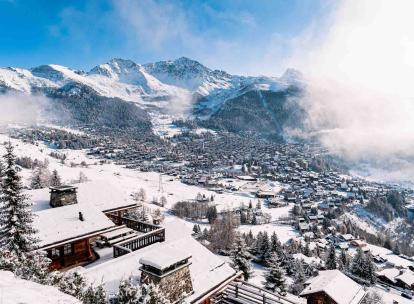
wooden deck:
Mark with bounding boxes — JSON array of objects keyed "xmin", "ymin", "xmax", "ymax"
[
  {"xmin": 106, "ymin": 215, "xmax": 165, "ymax": 258},
  {"xmin": 211, "ymin": 280, "xmax": 303, "ymax": 304}
]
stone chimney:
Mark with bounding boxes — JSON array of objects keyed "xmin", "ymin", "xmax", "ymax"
[
  {"xmin": 49, "ymin": 185, "xmax": 78, "ymax": 208},
  {"xmin": 139, "ymin": 250, "xmax": 193, "ymax": 303}
]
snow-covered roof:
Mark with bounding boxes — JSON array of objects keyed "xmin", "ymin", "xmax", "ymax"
[
  {"xmin": 396, "ymin": 270, "xmax": 414, "ymax": 286},
  {"xmin": 34, "ymin": 203, "xmax": 116, "ymax": 247},
  {"xmin": 376, "ymin": 268, "xmax": 400, "ymax": 283},
  {"xmin": 140, "ymin": 247, "xmax": 191, "ymax": 270},
  {"xmin": 300, "ymin": 270, "xmax": 366, "ymax": 304},
  {"xmin": 81, "ymin": 220, "xmax": 236, "ymax": 301},
  {"xmin": 29, "ymin": 180, "xmax": 135, "ymax": 212},
  {"xmin": 0, "ymin": 271, "xmax": 80, "ymax": 304}
]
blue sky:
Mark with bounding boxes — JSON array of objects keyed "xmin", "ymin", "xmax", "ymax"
[{"xmin": 0, "ymin": 0, "xmax": 335, "ymax": 75}]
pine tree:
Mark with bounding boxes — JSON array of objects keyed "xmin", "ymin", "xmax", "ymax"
[
  {"xmin": 82, "ymin": 284, "xmax": 107, "ymax": 304},
  {"xmin": 230, "ymin": 235, "xmax": 252, "ymax": 280},
  {"xmin": 264, "ymin": 253, "xmax": 286, "ymax": 294},
  {"xmin": 251, "ymin": 213, "xmax": 257, "ymax": 225},
  {"xmin": 30, "ymin": 167, "xmax": 44, "ymax": 189},
  {"xmin": 304, "ymin": 242, "xmax": 311, "ymax": 257},
  {"xmin": 290, "ymin": 259, "xmax": 306, "ymax": 295},
  {"xmin": 254, "ymin": 231, "xmax": 264, "ymax": 255},
  {"xmin": 363, "ymin": 252, "xmax": 376, "ymax": 284},
  {"xmin": 350, "ymin": 248, "xmax": 365, "ymax": 278},
  {"xmin": 260, "ymin": 232, "xmax": 271, "ymax": 264},
  {"xmin": 118, "ymin": 278, "xmax": 140, "ymax": 304},
  {"xmin": 0, "ymin": 143, "xmax": 38, "ymax": 255},
  {"xmin": 192, "ymin": 224, "xmax": 200, "ymax": 235},
  {"xmin": 245, "ymin": 230, "xmax": 255, "ymax": 247},
  {"xmin": 58, "ymin": 271, "xmax": 87, "ymax": 299},
  {"xmin": 338, "ymin": 249, "xmax": 349, "ymax": 271},
  {"xmin": 50, "ymin": 169, "xmax": 61, "ymax": 187},
  {"xmin": 206, "ymin": 205, "xmax": 217, "ymax": 224},
  {"xmin": 270, "ymin": 232, "xmax": 281, "ymax": 253},
  {"xmin": 325, "ymin": 243, "xmax": 337, "ymax": 270}
]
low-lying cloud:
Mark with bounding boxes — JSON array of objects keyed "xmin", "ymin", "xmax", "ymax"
[
  {"xmin": 290, "ymin": 0, "xmax": 414, "ymax": 166},
  {"xmin": 0, "ymin": 93, "xmax": 54, "ymax": 126}
]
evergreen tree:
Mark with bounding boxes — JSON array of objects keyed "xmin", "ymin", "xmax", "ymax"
[
  {"xmin": 0, "ymin": 143, "xmax": 38, "ymax": 255},
  {"xmin": 118, "ymin": 278, "xmax": 140, "ymax": 304},
  {"xmin": 290, "ymin": 259, "xmax": 306, "ymax": 295},
  {"xmin": 350, "ymin": 248, "xmax": 365, "ymax": 278},
  {"xmin": 82, "ymin": 284, "xmax": 107, "ymax": 304},
  {"xmin": 325, "ymin": 243, "xmax": 337, "ymax": 270},
  {"xmin": 50, "ymin": 169, "xmax": 62, "ymax": 187},
  {"xmin": 230, "ymin": 235, "xmax": 252, "ymax": 280},
  {"xmin": 304, "ymin": 242, "xmax": 311, "ymax": 257},
  {"xmin": 270, "ymin": 232, "xmax": 281, "ymax": 254},
  {"xmin": 206, "ymin": 206, "xmax": 218, "ymax": 224},
  {"xmin": 264, "ymin": 253, "xmax": 286, "ymax": 294},
  {"xmin": 363, "ymin": 252, "xmax": 376, "ymax": 284},
  {"xmin": 192, "ymin": 224, "xmax": 199, "ymax": 235},
  {"xmin": 58, "ymin": 271, "xmax": 87, "ymax": 300},
  {"xmin": 251, "ymin": 213, "xmax": 257, "ymax": 225},
  {"xmin": 245, "ymin": 230, "xmax": 255, "ymax": 248},
  {"xmin": 30, "ymin": 167, "xmax": 44, "ymax": 189},
  {"xmin": 260, "ymin": 232, "xmax": 271, "ymax": 264},
  {"xmin": 339, "ymin": 249, "xmax": 349, "ymax": 271},
  {"xmin": 254, "ymin": 231, "xmax": 264, "ymax": 255}
]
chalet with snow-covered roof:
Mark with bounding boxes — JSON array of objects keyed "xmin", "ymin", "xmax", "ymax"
[
  {"xmin": 300, "ymin": 270, "xmax": 366, "ymax": 304},
  {"xmin": 31, "ymin": 181, "xmax": 161, "ymax": 270}
]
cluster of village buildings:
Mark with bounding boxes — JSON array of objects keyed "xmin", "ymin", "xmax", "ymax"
[{"xmin": 8, "ymin": 126, "xmax": 414, "ymax": 303}]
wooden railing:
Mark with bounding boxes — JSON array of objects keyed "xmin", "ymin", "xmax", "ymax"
[
  {"xmin": 110, "ymin": 216, "xmax": 165, "ymax": 258},
  {"xmin": 113, "ymin": 228, "xmax": 165, "ymax": 258},
  {"xmin": 216, "ymin": 280, "xmax": 303, "ymax": 304}
]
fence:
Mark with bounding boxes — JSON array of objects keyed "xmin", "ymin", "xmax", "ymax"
[
  {"xmin": 109, "ymin": 215, "xmax": 165, "ymax": 258},
  {"xmin": 212, "ymin": 280, "xmax": 303, "ymax": 304}
]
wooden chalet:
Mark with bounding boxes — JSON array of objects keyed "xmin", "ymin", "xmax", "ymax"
[{"xmin": 300, "ymin": 270, "xmax": 366, "ymax": 304}]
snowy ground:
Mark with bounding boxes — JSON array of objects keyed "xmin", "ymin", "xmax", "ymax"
[{"xmin": 0, "ymin": 271, "xmax": 80, "ymax": 304}]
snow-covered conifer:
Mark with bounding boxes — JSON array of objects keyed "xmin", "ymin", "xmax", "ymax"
[
  {"xmin": 325, "ymin": 243, "xmax": 337, "ymax": 270},
  {"xmin": 230, "ymin": 235, "xmax": 252, "ymax": 280},
  {"xmin": 264, "ymin": 253, "xmax": 286, "ymax": 294},
  {"xmin": 0, "ymin": 143, "xmax": 38, "ymax": 255},
  {"xmin": 290, "ymin": 259, "xmax": 306, "ymax": 295},
  {"xmin": 50, "ymin": 169, "xmax": 61, "ymax": 187}
]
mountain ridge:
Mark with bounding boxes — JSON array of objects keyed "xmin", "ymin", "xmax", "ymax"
[{"xmin": 0, "ymin": 57, "xmax": 305, "ymax": 138}]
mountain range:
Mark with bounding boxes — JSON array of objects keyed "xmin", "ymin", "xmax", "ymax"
[{"xmin": 0, "ymin": 57, "xmax": 305, "ymax": 138}]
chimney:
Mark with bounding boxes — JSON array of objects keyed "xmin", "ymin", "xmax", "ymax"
[
  {"xmin": 139, "ymin": 250, "xmax": 193, "ymax": 303},
  {"xmin": 49, "ymin": 185, "xmax": 78, "ymax": 208},
  {"xmin": 79, "ymin": 212, "xmax": 84, "ymax": 221}
]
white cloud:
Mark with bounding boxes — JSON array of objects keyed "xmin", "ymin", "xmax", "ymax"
[
  {"xmin": 0, "ymin": 93, "xmax": 53, "ymax": 125},
  {"xmin": 289, "ymin": 0, "xmax": 414, "ymax": 164}
]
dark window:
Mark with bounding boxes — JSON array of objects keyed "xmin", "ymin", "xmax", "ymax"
[
  {"xmin": 51, "ymin": 248, "xmax": 60, "ymax": 257},
  {"xmin": 63, "ymin": 243, "xmax": 72, "ymax": 255}
]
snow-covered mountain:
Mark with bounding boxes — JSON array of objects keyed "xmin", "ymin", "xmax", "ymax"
[{"xmin": 0, "ymin": 57, "xmax": 304, "ymax": 136}]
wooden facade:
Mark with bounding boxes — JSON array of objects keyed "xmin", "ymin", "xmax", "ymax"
[
  {"xmin": 301, "ymin": 292, "xmax": 337, "ymax": 304},
  {"xmin": 46, "ymin": 238, "xmax": 95, "ymax": 271}
]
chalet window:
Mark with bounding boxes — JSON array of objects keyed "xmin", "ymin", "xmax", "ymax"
[
  {"xmin": 50, "ymin": 248, "xmax": 60, "ymax": 257},
  {"xmin": 63, "ymin": 243, "xmax": 72, "ymax": 255}
]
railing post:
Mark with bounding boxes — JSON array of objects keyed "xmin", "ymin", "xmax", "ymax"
[
  {"xmin": 235, "ymin": 284, "xmax": 238, "ymax": 298},
  {"xmin": 263, "ymin": 293, "xmax": 266, "ymax": 304}
]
